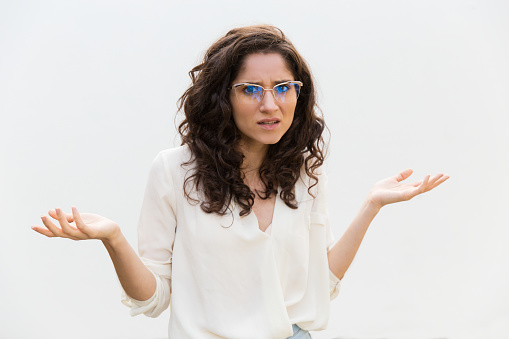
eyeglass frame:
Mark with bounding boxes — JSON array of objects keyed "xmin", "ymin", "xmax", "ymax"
[{"xmin": 229, "ymin": 81, "xmax": 304, "ymax": 103}]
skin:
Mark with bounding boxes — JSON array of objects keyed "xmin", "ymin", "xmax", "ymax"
[
  {"xmin": 230, "ymin": 52, "xmax": 297, "ymax": 157},
  {"xmin": 31, "ymin": 52, "xmax": 450, "ymax": 300},
  {"xmin": 230, "ymin": 53, "xmax": 298, "ymax": 231},
  {"xmin": 328, "ymin": 169, "xmax": 449, "ymax": 280}
]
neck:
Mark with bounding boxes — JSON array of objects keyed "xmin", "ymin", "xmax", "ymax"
[{"xmin": 238, "ymin": 142, "xmax": 269, "ymax": 184}]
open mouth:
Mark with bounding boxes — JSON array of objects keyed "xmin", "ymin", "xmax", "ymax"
[
  {"xmin": 258, "ymin": 121, "xmax": 280, "ymax": 125},
  {"xmin": 257, "ymin": 119, "xmax": 280, "ymax": 130}
]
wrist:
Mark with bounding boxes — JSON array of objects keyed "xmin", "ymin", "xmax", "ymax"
[
  {"xmin": 364, "ymin": 194, "xmax": 382, "ymax": 214},
  {"xmin": 101, "ymin": 226, "xmax": 124, "ymax": 248}
]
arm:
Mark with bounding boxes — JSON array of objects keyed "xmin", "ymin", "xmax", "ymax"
[
  {"xmin": 327, "ymin": 169, "xmax": 449, "ymax": 280},
  {"xmin": 102, "ymin": 232, "xmax": 156, "ymax": 301},
  {"xmin": 33, "ymin": 208, "xmax": 156, "ymax": 301},
  {"xmin": 32, "ymin": 151, "xmax": 176, "ymax": 306},
  {"xmin": 327, "ymin": 198, "xmax": 380, "ymax": 280}
]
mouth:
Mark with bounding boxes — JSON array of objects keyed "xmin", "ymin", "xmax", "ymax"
[
  {"xmin": 257, "ymin": 119, "xmax": 280, "ymax": 130},
  {"xmin": 257, "ymin": 118, "xmax": 280, "ymax": 125}
]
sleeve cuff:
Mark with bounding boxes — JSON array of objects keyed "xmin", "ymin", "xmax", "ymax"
[
  {"xmin": 121, "ymin": 282, "xmax": 157, "ymax": 311},
  {"xmin": 120, "ymin": 258, "xmax": 172, "ymax": 318},
  {"xmin": 329, "ymin": 269, "xmax": 341, "ymax": 301}
]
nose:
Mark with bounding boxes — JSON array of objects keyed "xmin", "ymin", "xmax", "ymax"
[{"xmin": 259, "ymin": 89, "xmax": 279, "ymax": 113}]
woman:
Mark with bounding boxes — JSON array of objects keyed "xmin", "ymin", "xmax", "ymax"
[{"xmin": 32, "ymin": 25, "xmax": 449, "ymax": 338}]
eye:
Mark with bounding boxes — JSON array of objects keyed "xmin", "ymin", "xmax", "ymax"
[
  {"xmin": 275, "ymin": 83, "xmax": 290, "ymax": 94},
  {"xmin": 243, "ymin": 85, "xmax": 261, "ymax": 95}
]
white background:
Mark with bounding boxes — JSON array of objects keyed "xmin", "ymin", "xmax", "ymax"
[{"xmin": 1, "ymin": 1, "xmax": 508, "ymax": 338}]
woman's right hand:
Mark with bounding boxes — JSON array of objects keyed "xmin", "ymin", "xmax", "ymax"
[{"xmin": 32, "ymin": 207, "xmax": 121, "ymax": 243}]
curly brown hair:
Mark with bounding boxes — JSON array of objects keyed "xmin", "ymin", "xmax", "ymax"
[{"xmin": 177, "ymin": 25, "xmax": 327, "ymax": 218}]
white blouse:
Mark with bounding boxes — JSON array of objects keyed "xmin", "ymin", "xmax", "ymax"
[{"xmin": 121, "ymin": 146, "xmax": 341, "ymax": 338}]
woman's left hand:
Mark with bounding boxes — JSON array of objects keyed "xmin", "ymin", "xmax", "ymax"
[{"xmin": 367, "ymin": 169, "xmax": 449, "ymax": 210}]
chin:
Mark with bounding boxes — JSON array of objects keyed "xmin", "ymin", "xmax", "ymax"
[
  {"xmin": 263, "ymin": 136, "xmax": 285, "ymax": 145},
  {"xmin": 240, "ymin": 131, "xmax": 288, "ymax": 148}
]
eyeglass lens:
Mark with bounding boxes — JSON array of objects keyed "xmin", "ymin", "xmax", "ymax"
[{"xmin": 235, "ymin": 82, "xmax": 301, "ymax": 103}]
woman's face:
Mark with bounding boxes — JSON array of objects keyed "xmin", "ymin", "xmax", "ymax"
[{"xmin": 230, "ymin": 52, "xmax": 297, "ymax": 151}]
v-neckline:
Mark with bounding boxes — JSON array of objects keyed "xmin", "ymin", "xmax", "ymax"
[{"xmin": 244, "ymin": 188, "xmax": 280, "ymax": 238}]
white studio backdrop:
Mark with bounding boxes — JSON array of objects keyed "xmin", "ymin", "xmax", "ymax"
[{"xmin": 1, "ymin": 1, "xmax": 508, "ymax": 338}]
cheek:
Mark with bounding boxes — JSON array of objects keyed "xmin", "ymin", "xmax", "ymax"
[
  {"xmin": 285, "ymin": 105, "xmax": 297, "ymax": 122},
  {"xmin": 231, "ymin": 103, "xmax": 254, "ymax": 121},
  {"xmin": 230, "ymin": 99, "xmax": 242, "ymax": 123},
  {"xmin": 231, "ymin": 105, "xmax": 243, "ymax": 123},
  {"xmin": 283, "ymin": 107, "xmax": 297, "ymax": 132},
  {"xmin": 231, "ymin": 105, "xmax": 252, "ymax": 133}
]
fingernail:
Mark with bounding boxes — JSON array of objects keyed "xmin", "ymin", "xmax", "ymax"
[
  {"xmin": 55, "ymin": 208, "xmax": 60, "ymax": 214},
  {"xmin": 31, "ymin": 226, "xmax": 36, "ymax": 230},
  {"xmin": 40, "ymin": 215, "xmax": 46, "ymax": 221},
  {"xmin": 72, "ymin": 206, "xmax": 78, "ymax": 213}
]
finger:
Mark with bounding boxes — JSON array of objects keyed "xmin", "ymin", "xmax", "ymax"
[
  {"xmin": 71, "ymin": 207, "xmax": 91, "ymax": 237},
  {"xmin": 55, "ymin": 208, "xmax": 85, "ymax": 240},
  {"xmin": 428, "ymin": 175, "xmax": 450, "ymax": 190},
  {"xmin": 408, "ymin": 174, "xmax": 449, "ymax": 198},
  {"xmin": 422, "ymin": 173, "xmax": 446, "ymax": 189},
  {"xmin": 395, "ymin": 168, "xmax": 413, "ymax": 182},
  {"xmin": 48, "ymin": 209, "xmax": 74, "ymax": 223},
  {"xmin": 411, "ymin": 180, "xmax": 422, "ymax": 187},
  {"xmin": 31, "ymin": 225, "xmax": 56, "ymax": 238},
  {"xmin": 422, "ymin": 174, "xmax": 442, "ymax": 190},
  {"xmin": 412, "ymin": 173, "xmax": 443, "ymax": 189},
  {"xmin": 54, "ymin": 208, "xmax": 79, "ymax": 232},
  {"xmin": 418, "ymin": 175, "xmax": 430, "ymax": 193},
  {"xmin": 40, "ymin": 215, "xmax": 67, "ymax": 238}
]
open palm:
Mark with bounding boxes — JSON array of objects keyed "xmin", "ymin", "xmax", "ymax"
[
  {"xmin": 32, "ymin": 207, "xmax": 120, "ymax": 241},
  {"xmin": 368, "ymin": 169, "xmax": 449, "ymax": 209}
]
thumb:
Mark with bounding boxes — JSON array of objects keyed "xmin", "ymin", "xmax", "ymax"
[{"xmin": 395, "ymin": 168, "xmax": 413, "ymax": 182}]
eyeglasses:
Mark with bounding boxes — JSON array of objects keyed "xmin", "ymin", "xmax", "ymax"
[{"xmin": 230, "ymin": 81, "xmax": 303, "ymax": 104}]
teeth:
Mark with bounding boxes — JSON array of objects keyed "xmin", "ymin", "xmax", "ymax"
[{"xmin": 260, "ymin": 121, "xmax": 278, "ymax": 125}]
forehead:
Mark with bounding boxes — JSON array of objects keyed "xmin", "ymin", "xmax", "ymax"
[{"xmin": 235, "ymin": 52, "xmax": 294, "ymax": 83}]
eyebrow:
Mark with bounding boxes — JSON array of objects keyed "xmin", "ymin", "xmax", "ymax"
[{"xmin": 240, "ymin": 80, "xmax": 294, "ymax": 86}]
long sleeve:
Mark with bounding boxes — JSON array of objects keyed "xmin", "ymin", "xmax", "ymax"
[
  {"xmin": 317, "ymin": 171, "xmax": 342, "ymax": 301},
  {"xmin": 121, "ymin": 151, "xmax": 177, "ymax": 317},
  {"xmin": 327, "ymin": 222, "xmax": 341, "ymax": 300},
  {"xmin": 120, "ymin": 146, "xmax": 341, "ymax": 337}
]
